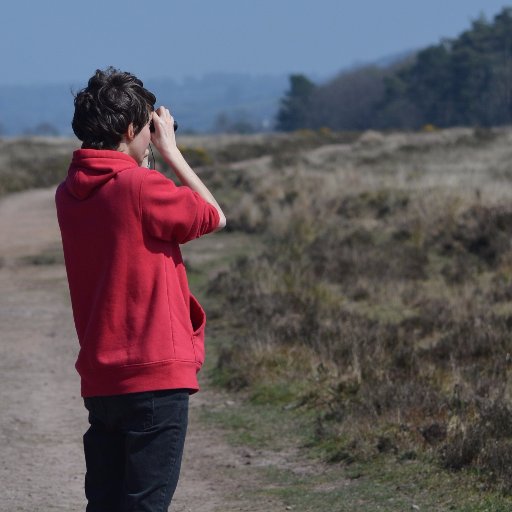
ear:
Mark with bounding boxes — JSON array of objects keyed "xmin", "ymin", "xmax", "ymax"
[{"xmin": 125, "ymin": 123, "xmax": 135, "ymax": 141}]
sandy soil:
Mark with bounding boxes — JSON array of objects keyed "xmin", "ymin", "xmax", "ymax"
[{"xmin": 0, "ymin": 187, "xmax": 293, "ymax": 512}]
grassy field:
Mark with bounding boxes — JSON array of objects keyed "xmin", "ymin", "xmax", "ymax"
[
  {"xmin": 192, "ymin": 126, "xmax": 512, "ymax": 501},
  {"xmin": 4, "ymin": 127, "xmax": 512, "ymax": 509}
]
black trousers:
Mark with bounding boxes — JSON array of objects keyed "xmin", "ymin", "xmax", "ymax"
[{"xmin": 83, "ymin": 389, "xmax": 189, "ymax": 512}]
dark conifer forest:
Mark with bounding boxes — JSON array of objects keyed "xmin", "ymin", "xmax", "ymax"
[{"xmin": 277, "ymin": 8, "xmax": 512, "ymax": 131}]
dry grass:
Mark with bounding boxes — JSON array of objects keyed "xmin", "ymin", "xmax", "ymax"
[
  {"xmin": 0, "ymin": 137, "xmax": 78, "ymax": 195},
  {"xmin": 206, "ymin": 126, "xmax": 512, "ymax": 492}
]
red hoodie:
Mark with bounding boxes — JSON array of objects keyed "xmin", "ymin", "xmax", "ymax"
[{"xmin": 55, "ymin": 149, "xmax": 220, "ymax": 397}]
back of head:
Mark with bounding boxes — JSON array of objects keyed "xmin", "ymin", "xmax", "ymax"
[{"xmin": 72, "ymin": 67, "xmax": 156, "ymax": 150}]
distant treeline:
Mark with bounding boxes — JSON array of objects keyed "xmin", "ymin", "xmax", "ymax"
[{"xmin": 277, "ymin": 7, "xmax": 512, "ymax": 131}]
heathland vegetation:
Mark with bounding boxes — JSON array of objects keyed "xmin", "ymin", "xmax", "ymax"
[
  {"xmin": 3, "ymin": 126, "xmax": 512, "ymax": 507},
  {"xmin": 194, "ymin": 126, "xmax": 512, "ymax": 495}
]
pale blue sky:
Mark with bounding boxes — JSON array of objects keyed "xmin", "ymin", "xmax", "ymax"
[{"xmin": 0, "ymin": 0, "xmax": 510, "ymax": 86}]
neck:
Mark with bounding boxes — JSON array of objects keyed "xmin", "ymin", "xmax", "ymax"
[{"xmin": 116, "ymin": 141, "xmax": 129, "ymax": 154}]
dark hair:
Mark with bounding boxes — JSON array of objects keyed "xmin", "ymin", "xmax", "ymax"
[{"xmin": 72, "ymin": 67, "xmax": 156, "ymax": 150}]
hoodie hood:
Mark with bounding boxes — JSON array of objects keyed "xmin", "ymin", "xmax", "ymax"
[{"xmin": 65, "ymin": 149, "xmax": 139, "ymax": 200}]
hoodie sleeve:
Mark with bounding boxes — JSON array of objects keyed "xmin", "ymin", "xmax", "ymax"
[{"xmin": 140, "ymin": 170, "xmax": 220, "ymax": 244}]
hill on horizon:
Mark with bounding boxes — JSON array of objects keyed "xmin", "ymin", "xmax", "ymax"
[
  {"xmin": 0, "ymin": 47, "xmax": 417, "ymax": 138},
  {"xmin": 0, "ymin": 72, "xmax": 290, "ymax": 137}
]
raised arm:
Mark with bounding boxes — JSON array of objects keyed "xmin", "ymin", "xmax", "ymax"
[{"xmin": 150, "ymin": 107, "xmax": 226, "ymax": 230}]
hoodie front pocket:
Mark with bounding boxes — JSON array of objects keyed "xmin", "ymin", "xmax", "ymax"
[{"xmin": 190, "ymin": 294, "xmax": 206, "ymax": 366}]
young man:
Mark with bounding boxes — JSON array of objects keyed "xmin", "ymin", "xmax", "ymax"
[{"xmin": 55, "ymin": 67, "xmax": 226, "ymax": 512}]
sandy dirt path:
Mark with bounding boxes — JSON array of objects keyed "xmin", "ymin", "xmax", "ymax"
[{"xmin": 0, "ymin": 187, "xmax": 288, "ymax": 512}]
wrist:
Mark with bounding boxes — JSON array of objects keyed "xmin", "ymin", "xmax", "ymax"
[{"xmin": 160, "ymin": 145, "xmax": 182, "ymax": 163}]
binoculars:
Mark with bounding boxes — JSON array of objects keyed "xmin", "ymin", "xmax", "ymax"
[{"xmin": 149, "ymin": 119, "xmax": 178, "ymax": 133}]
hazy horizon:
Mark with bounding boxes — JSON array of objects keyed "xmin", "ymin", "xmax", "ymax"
[{"xmin": 0, "ymin": 1, "xmax": 510, "ymax": 87}]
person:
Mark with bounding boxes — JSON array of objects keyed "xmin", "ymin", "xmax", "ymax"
[{"xmin": 55, "ymin": 66, "xmax": 226, "ymax": 512}]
